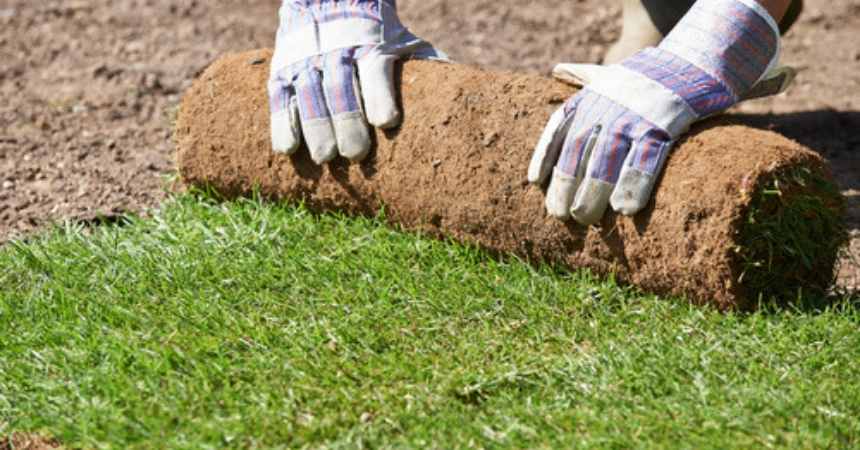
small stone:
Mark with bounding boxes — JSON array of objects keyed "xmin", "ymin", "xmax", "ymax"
[
  {"xmin": 2, "ymin": 180, "xmax": 14, "ymax": 189},
  {"xmin": 143, "ymin": 73, "xmax": 162, "ymax": 90},
  {"xmin": 72, "ymin": 105, "xmax": 88, "ymax": 114},
  {"xmin": 483, "ymin": 131, "xmax": 499, "ymax": 147},
  {"xmin": 359, "ymin": 412, "xmax": 372, "ymax": 423},
  {"xmin": 249, "ymin": 57, "xmax": 265, "ymax": 66}
]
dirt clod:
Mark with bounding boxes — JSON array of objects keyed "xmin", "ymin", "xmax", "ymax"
[{"xmin": 0, "ymin": 435, "xmax": 61, "ymax": 450}]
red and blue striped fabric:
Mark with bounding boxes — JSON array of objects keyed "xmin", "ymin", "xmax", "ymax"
[
  {"xmin": 661, "ymin": 0, "xmax": 778, "ymax": 100},
  {"xmin": 620, "ymin": 48, "xmax": 737, "ymax": 118},
  {"xmin": 543, "ymin": 0, "xmax": 783, "ymax": 224},
  {"xmin": 270, "ymin": 46, "xmax": 373, "ymax": 122},
  {"xmin": 268, "ymin": 0, "xmax": 445, "ymax": 163},
  {"xmin": 555, "ymin": 90, "xmax": 672, "ymax": 184},
  {"xmin": 270, "ymin": 1, "xmax": 382, "ymax": 122},
  {"xmin": 278, "ymin": 0, "xmax": 381, "ymax": 31},
  {"xmin": 555, "ymin": 0, "xmax": 779, "ymax": 181}
]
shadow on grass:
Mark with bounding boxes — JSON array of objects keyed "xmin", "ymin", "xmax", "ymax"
[
  {"xmin": 0, "ymin": 210, "xmax": 138, "ymax": 249},
  {"xmin": 750, "ymin": 284, "xmax": 860, "ymax": 317}
]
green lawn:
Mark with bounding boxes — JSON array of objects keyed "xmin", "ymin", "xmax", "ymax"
[{"xmin": 1, "ymin": 194, "xmax": 858, "ymax": 449}]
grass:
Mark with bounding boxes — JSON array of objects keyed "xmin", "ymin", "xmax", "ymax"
[
  {"xmin": 1, "ymin": 193, "xmax": 858, "ymax": 449},
  {"xmin": 738, "ymin": 166, "xmax": 848, "ymax": 303}
]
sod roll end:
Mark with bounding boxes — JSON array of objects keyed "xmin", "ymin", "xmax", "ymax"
[{"xmin": 175, "ymin": 49, "xmax": 847, "ymax": 310}]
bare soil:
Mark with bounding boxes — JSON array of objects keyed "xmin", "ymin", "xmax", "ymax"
[{"xmin": 1, "ymin": 0, "xmax": 858, "ymax": 291}]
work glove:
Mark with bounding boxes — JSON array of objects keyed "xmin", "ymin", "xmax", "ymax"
[
  {"xmin": 269, "ymin": 0, "xmax": 447, "ymax": 164},
  {"xmin": 528, "ymin": 0, "xmax": 795, "ymax": 225}
]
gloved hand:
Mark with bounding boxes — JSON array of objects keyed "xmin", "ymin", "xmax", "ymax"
[
  {"xmin": 528, "ymin": 0, "xmax": 795, "ymax": 225},
  {"xmin": 269, "ymin": 0, "xmax": 447, "ymax": 164}
]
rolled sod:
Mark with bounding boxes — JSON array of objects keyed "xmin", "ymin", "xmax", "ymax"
[{"xmin": 175, "ymin": 49, "xmax": 846, "ymax": 310}]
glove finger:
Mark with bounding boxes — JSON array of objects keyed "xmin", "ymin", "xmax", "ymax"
[
  {"xmin": 270, "ymin": 99, "xmax": 302, "ymax": 155},
  {"xmin": 554, "ymin": 94, "xmax": 611, "ymax": 181},
  {"xmin": 570, "ymin": 107, "xmax": 637, "ymax": 225},
  {"xmin": 546, "ymin": 127, "xmax": 600, "ymax": 220},
  {"xmin": 295, "ymin": 62, "xmax": 338, "ymax": 164},
  {"xmin": 528, "ymin": 105, "xmax": 573, "ymax": 184},
  {"xmin": 356, "ymin": 53, "xmax": 400, "ymax": 129},
  {"xmin": 321, "ymin": 49, "xmax": 372, "ymax": 161},
  {"xmin": 570, "ymin": 131, "xmax": 630, "ymax": 225},
  {"xmin": 268, "ymin": 69, "xmax": 302, "ymax": 155},
  {"xmin": 545, "ymin": 125, "xmax": 600, "ymax": 220},
  {"xmin": 544, "ymin": 94, "xmax": 608, "ymax": 220},
  {"xmin": 611, "ymin": 132, "xmax": 674, "ymax": 216}
]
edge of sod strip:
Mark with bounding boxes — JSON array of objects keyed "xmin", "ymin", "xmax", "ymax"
[{"xmin": 737, "ymin": 166, "xmax": 848, "ymax": 303}]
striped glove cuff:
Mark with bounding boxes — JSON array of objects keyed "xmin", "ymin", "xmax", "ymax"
[{"xmin": 634, "ymin": 0, "xmax": 781, "ymax": 117}]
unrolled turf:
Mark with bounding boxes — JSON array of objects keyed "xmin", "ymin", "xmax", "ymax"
[{"xmin": 174, "ymin": 49, "xmax": 846, "ymax": 310}]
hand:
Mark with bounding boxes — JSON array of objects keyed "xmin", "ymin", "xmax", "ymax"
[
  {"xmin": 268, "ymin": 0, "xmax": 447, "ymax": 164},
  {"xmin": 528, "ymin": 0, "xmax": 795, "ymax": 225}
]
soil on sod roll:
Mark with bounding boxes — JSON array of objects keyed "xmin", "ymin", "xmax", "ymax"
[
  {"xmin": 175, "ymin": 49, "xmax": 846, "ymax": 310},
  {"xmin": 0, "ymin": 434, "xmax": 61, "ymax": 450}
]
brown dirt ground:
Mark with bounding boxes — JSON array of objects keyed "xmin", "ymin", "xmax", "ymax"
[{"xmin": 1, "ymin": 0, "xmax": 857, "ymax": 292}]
